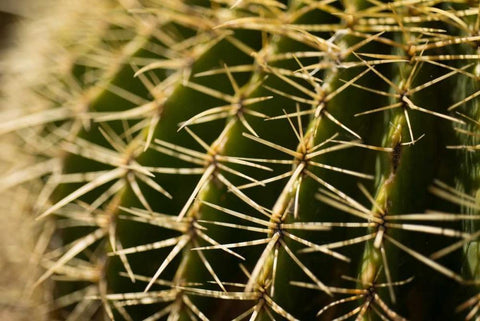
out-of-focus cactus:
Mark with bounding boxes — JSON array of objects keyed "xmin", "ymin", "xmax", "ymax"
[{"xmin": 2, "ymin": 0, "xmax": 480, "ymax": 320}]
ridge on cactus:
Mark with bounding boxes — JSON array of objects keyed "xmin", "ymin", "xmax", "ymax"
[{"xmin": 1, "ymin": 0, "xmax": 480, "ymax": 320}]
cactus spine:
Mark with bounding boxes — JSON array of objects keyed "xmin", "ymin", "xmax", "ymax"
[{"xmin": 2, "ymin": 0, "xmax": 480, "ymax": 320}]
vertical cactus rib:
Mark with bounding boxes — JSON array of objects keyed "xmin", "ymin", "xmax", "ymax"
[
  {"xmin": 198, "ymin": 1, "xmax": 396, "ymax": 319},
  {"xmin": 6, "ymin": 2, "xmax": 254, "ymax": 319},
  {"xmin": 87, "ymin": 3, "xmax": 286, "ymax": 319},
  {"xmin": 333, "ymin": 2, "xmax": 480, "ymax": 319},
  {"xmin": 426, "ymin": 3, "xmax": 480, "ymax": 319}
]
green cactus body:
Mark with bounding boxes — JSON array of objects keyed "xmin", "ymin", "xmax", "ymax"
[{"xmin": 2, "ymin": 0, "xmax": 480, "ymax": 320}]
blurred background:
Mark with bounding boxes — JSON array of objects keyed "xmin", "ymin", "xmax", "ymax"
[
  {"xmin": 0, "ymin": 1, "xmax": 27, "ymax": 51},
  {"xmin": 0, "ymin": 2, "xmax": 48, "ymax": 320}
]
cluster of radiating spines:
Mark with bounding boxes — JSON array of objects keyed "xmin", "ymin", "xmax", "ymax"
[
  {"xmin": 2, "ymin": 0, "xmax": 480, "ymax": 320},
  {"xmin": 103, "ymin": 1, "xmax": 399, "ymax": 319},
  {"xmin": 105, "ymin": 3, "xmax": 480, "ymax": 321},
  {"xmin": 0, "ymin": 1, "xmax": 267, "ymax": 319},
  {"xmin": 36, "ymin": 1, "xmax": 323, "ymax": 320},
  {"xmin": 423, "ymin": 3, "xmax": 480, "ymax": 319},
  {"xmin": 430, "ymin": 4, "xmax": 480, "ymax": 319},
  {"xmin": 0, "ymin": 1, "xmax": 140, "ymax": 318},
  {"xmin": 179, "ymin": 2, "xmax": 480, "ymax": 321},
  {"xmin": 176, "ymin": 2, "xmax": 480, "ymax": 320}
]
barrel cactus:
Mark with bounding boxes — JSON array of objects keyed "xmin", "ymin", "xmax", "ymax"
[{"xmin": 2, "ymin": 0, "xmax": 480, "ymax": 320}]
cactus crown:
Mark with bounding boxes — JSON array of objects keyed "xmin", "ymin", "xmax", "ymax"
[{"xmin": 2, "ymin": 0, "xmax": 480, "ymax": 320}]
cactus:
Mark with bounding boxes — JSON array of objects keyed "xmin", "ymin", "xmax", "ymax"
[{"xmin": 2, "ymin": 0, "xmax": 480, "ymax": 320}]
